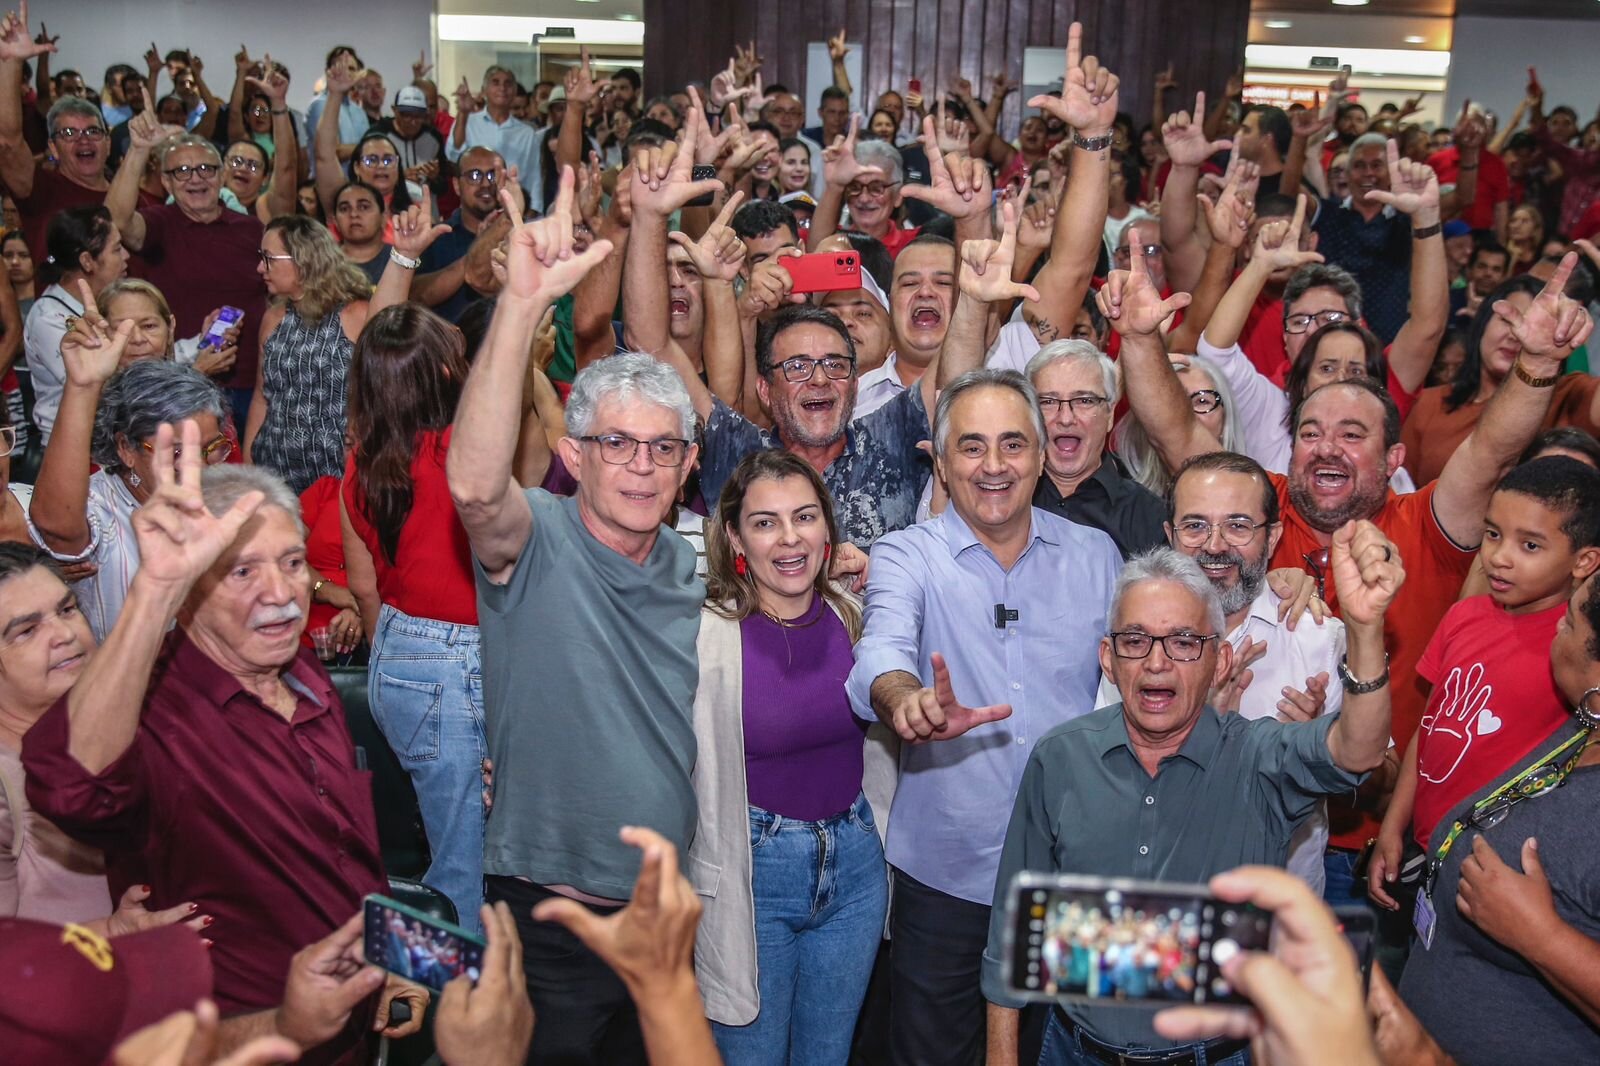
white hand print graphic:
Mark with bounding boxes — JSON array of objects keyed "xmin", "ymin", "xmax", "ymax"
[{"xmin": 1419, "ymin": 662, "xmax": 1497, "ymax": 784}]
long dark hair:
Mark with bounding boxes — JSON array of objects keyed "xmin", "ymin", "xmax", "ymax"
[
  {"xmin": 1447, "ymin": 274, "xmax": 1547, "ymax": 412},
  {"xmin": 41, "ymin": 205, "xmax": 115, "ymax": 286},
  {"xmin": 347, "ymin": 132, "xmax": 414, "ymax": 213},
  {"xmin": 348, "ymin": 304, "xmax": 467, "ymax": 563},
  {"xmin": 705, "ymin": 449, "xmax": 861, "ymax": 640},
  {"xmin": 1282, "ymin": 320, "xmax": 1387, "ymax": 432}
]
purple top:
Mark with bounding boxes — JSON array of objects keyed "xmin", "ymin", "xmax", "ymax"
[{"xmin": 739, "ymin": 593, "xmax": 865, "ymax": 821}]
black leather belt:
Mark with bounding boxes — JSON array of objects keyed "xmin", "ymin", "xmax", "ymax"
[{"xmin": 1055, "ymin": 1009, "xmax": 1250, "ymax": 1066}]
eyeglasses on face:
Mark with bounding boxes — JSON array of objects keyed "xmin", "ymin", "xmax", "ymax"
[
  {"xmin": 1113, "ymin": 243, "xmax": 1162, "ymax": 263},
  {"xmin": 579, "ymin": 433, "xmax": 691, "ymax": 467},
  {"xmin": 1037, "ymin": 394, "xmax": 1108, "ymax": 416},
  {"xmin": 164, "ymin": 163, "xmax": 220, "ymax": 180},
  {"xmin": 247, "ymin": 105, "xmax": 272, "ymax": 117},
  {"xmin": 775, "ymin": 355, "xmax": 855, "ymax": 383},
  {"xmin": 1189, "ymin": 389, "xmax": 1223, "ymax": 414},
  {"xmin": 845, "ymin": 181, "xmax": 898, "ymax": 199},
  {"xmin": 52, "ymin": 125, "xmax": 107, "ymax": 142},
  {"xmin": 1107, "ymin": 631, "xmax": 1218, "ymax": 662},
  {"xmin": 141, "ymin": 435, "xmax": 234, "ymax": 465},
  {"xmin": 359, "ymin": 153, "xmax": 399, "ymax": 169},
  {"xmin": 258, "ymin": 248, "xmax": 295, "ymax": 265},
  {"xmin": 461, "ymin": 168, "xmax": 500, "ymax": 184},
  {"xmin": 1284, "ymin": 309, "xmax": 1350, "ymax": 334},
  {"xmin": 227, "ymin": 155, "xmax": 264, "ymax": 173},
  {"xmin": 1172, "ymin": 518, "xmax": 1271, "ymax": 548}
]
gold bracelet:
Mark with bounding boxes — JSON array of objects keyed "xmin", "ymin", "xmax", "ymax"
[
  {"xmin": 1512, "ymin": 360, "xmax": 1560, "ymax": 388},
  {"xmin": 312, "ymin": 578, "xmax": 327, "ymax": 598}
]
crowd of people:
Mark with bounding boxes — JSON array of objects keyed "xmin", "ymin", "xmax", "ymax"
[{"xmin": 1, "ymin": 3, "xmax": 1599, "ymax": 1064}]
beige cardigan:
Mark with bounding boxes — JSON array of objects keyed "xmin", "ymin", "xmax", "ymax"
[{"xmin": 686, "ymin": 601, "xmax": 899, "ymax": 1027}]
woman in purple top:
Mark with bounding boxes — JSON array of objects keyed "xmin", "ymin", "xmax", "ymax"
[{"xmin": 691, "ymin": 449, "xmax": 887, "ymax": 1065}]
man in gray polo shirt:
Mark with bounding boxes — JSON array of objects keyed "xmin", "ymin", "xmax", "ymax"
[
  {"xmin": 982, "ymin": 524, "xmax": 1402, "ymax": 1066},
  {"xmin": 448, "ymin": 184, "xmax": 702, "ymax": 1063}
]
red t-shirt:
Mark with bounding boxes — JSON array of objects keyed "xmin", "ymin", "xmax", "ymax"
[
  {"xmin": 136, "ymin": 204, "xmax": 267, "ymax": 391},
  {"xmin": 1411, "ymin": 597, "xmax": 1571, "ymax": 848},
  {"xmin": 340, "ymin": 427, "xmax": 478, "ymax": 626},
  {"xmin": 879, "ymin": 224, "xmax": 924, "ymax": 259},
  {"xmin": 1574, "ymin": 199, "xmax": 1600, "ymax": 242},
  {"xmin": 1268, "ymin": 476, "xmax": 1477, "ymax": 848},
  {"xmin": 298, "ymin": 476, "xmax": 351, "ymax": 646},
  {"xmin": 1427, "ymin": 146, "xmax": 1510, "ymax": 233},
  {"xmin": 14, "ymin": 168, "xmax": 108, "ymax": 266}
]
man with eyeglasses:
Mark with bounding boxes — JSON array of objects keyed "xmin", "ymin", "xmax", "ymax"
[
  {"xmin": 0, "ymin": 14, "xmax": 111, "ymax": 264},
  {"xmin": 983, "ymin": 533, "xmax": 1398, "ymax": 1066},
  {"xmin": 760, "ymin": 90, "xmax": 823, "ymax": 197},
  {"xmin": 447, "ymin": 66, "xmax": 536, "ymax": 201},
  {"xmin": 390, "ymin": 145, "xmax": 508, "ymax": 323},
  {"xmin": 106, "ymin": 102, "xmax": 268, "ymax": 421},
  {"xmin": 370, "ymin": 85, "xmax": 448, "ymax": 205}
]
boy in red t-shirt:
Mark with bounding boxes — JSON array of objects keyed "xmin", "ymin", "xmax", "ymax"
[{"xmin": 1368, "ymin": 457, "xmax": 1600, "ymax": 910}]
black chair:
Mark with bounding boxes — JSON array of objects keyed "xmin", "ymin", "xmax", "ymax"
[{"xmin": 328, "ymin": 664, "xmax": 431, "ymax": 880}]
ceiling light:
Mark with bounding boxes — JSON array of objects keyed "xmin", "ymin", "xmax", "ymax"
[
  {"xmin": 437, "ymin": 15, "xmax": 645, "ymax": 45},
  {"xmin": 618, "ymin": 13, "xmax": 639, "ymax": 20},
  {"xmin": 1404, "ymin": 35, "xmax": 1426, "ymax": 43},
  {"xmin": 1265, "ymin": 19, "xmax": 1293, "ymax": 28},
  {"xmin": 1331, "ymin": 0, "xmax": 1370, "ymax": 6}
]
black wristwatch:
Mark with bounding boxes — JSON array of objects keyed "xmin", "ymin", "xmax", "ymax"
[
  {"xmin": 1072, "ymin": 130, "xmax": 1113, "ymax": 152},
  {"xmin": 1338, "ymin": 654, "xmax": 1390, "ymax": 695}
]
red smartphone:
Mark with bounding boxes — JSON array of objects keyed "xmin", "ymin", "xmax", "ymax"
[
  {"xmin": 908, "ymin": 77, "xmax": 922, "ymax": 96},
  {"xmin": 782, "ymin": 251, "xmax": 862, "ymax": 295}
]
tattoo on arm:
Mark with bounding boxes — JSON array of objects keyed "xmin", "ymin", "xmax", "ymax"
[{"xmin": 1028, "ymin": 314, "xmax": 1060, "ymax": 343}]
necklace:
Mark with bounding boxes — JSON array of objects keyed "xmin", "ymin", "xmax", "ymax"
[{"xmin": 760, "ymin": 605, "xmax": 822, "ymax": 629}]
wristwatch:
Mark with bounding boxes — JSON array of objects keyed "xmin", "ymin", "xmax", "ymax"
[
  {"xmin": 1338, "ymin": 654, "xmax": 1390, "ymax": 695},
  {"xmin": 1072, "ymin": 130, "xmax": 1113, "ymax": 152},
  {"xmin": 269, "ymin": 107, "xmax": 289, "ymax": 116},
  {"xmin": 1512, "ymin": 359, "xmax": 1560, "ymax": 388},
  {"xmin": 1410, "ymin": 221, "xmax": 1442, "ymax": 240},
  {"xmin": 389, "ymin": 249, "xmax": 421, "ymax": 270}
]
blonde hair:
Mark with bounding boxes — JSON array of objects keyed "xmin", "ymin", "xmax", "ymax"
[
  {"xmin": 264, "ymin": 215, "xmax": 371, "ymax": 323},
  {"xmin": 97, "ymin": 278, "xmax": 173, "ymax": 321}
]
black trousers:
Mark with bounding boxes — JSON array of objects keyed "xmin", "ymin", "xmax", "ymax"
[
  {"xmin": 888, "ymin": 870, "xmax": 994, "ymax": 1066},
  {"xmin": 486, "ymin": 876, "xmax": 646, "ymax": 1066}
]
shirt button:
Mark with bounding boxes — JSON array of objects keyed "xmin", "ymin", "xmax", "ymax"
[
  {"xmin": 1139, "ymin": 845, "xmax": 1149, "ymax": 855},
  {"xmin": 1145, "ymin": 795, "xmax": 1154, "ymax": 806},
  {"xmin": 1016, "ymin": 737, "xmax": 1026, "ymax": 745},
  {"xmin": 1011, "ymin": 682, "xmax": 1021, "ymax": 690}
]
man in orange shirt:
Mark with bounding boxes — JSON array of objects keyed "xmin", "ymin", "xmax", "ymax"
[{"xmin": 1104, "ymin": 245, "xmax": 1595, "ymax": 900}]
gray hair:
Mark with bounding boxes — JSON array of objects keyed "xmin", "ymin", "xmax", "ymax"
[
  {"xmin": 1109, "ymin": 547, "xmax": 1226, "ymax": 636},
  {"xmin": 91, "ymin": 361, "xmax": 227, "ymax": 471},
  {"xmin": 1284, "ymin": 262, "xmax": 1363, "ymax": 325},
  {"xmin": 1112, "ymin": 353, "xmax": 1241, "ymax": 496},
  {"xmin": 565, "ymin": 351, "xmax": 697, "ymax": 440},
  {"xmin": 1025, "ymin": 339, "xmax": 1119, "ymax": 404},
  {"xmin": 157, "ymin": 133, "xmax": 222, "ymax": 169},
  {"xmin": 854, "ymin": 140, "xmax": 903, "ymax": 187},
  {"xmin": 933, "ymin": 367, "xmax": 1046, "ymax": 456},
  {"xmin": 46, "ymin": 96, "xmax": 103, "ymax": 136},
  {"xmin": 1348, "ymin": 132, "xmax": 1388, "ymax": 158},
  {"xmin": 201, "ymin": 464, "xmax": 306, "ymax": 535}
]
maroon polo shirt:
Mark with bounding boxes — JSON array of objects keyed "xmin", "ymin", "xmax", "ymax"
[
  {"xmin": 23, "ymin": 629, "xmax": 385, "ymax": 1064},
  {"xmin": 135, "ymin": 203, "xmax": 268, "ymax": 391},
  {"xmin": 13, "ymin": 168, "xmax": 108, "ymax": 266}
]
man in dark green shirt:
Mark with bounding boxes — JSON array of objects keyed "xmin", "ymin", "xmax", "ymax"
[{"xmin": 982, "ymin": 524, "xmax": 1401, "ymax": 1065}]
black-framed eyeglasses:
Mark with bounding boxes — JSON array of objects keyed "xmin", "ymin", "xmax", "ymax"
[
  {"xmin": 845, "ymin": 181, "xmax": 899, "ymax": 199},
  {"xmin": 579, "ymin": 433, "xmax": 692, "ymax": 467},
  {"xmin": 227, "ymin": 155, "xmax": 264, "ymax": 173},
  {"xmin": 1113, "ymin": 243, "xmax": 1162, "ymax": 263},
  {"xmin": 1303, "ymin": 547, "xmax": 1331, "ymax": 600},
  {"xmin": 777, "ymin": 355, "xmax": 855, "ymax": 383},
  {"xmin": 1285, "ymin": 309, "xmax": 1350, "ymax": 334},
  {"xmin": 1467, "ymin": 753, "xmax": 1584, "ymax": 832},
  {"xmin": 1172, "ymin": 517, "xmax": 1272, "ymax": 548},
  {"xmin": 1108, "ymin": 631, "xmax": 1219, "ymax": 662},
  {"xmin": 164, "ymin": 163, "xmax": 220, "ymax": 179},
  {"xmin": 461, "ymin": 168, "xmax": 500, "ymax": 184},
  {"xmin": 359, "ymin": 153, "xmax": 398, "ymax": 169},
  {"xmin": 52, "ymin": 125, "xmax": 107, "ymax": 142},
  {"xmin": 1190, "ymin": 389, "xmax": 1223, "ymax": 414},
  {"xmin": 141, "ymin": 435, "xmax": 234, "ymax": 465},
  {"xmin": 1038, "ymin": 394, "xmax": 1108, "ymax": 416}
]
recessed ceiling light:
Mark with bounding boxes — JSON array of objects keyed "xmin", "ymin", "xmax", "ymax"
[
  {"xmin": 1404, "ymin": 34, "xmax": 1426, "ymax": 43},
  {"xmin": 1331, "ymin": 0, "xmax": 1370, "ymax": 6},
  {"xmin": 618, "ymin": 13, "xmax": 639, "ymax": 20},
  {"xmin": 1265, "ymin": 19, "xmax": 1293, "ymax": 28}
]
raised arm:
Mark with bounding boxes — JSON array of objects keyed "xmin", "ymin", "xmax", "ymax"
[
  {"xmin": 805, "ymin": 112, "xmax": 879, "ymax": 251},
  {"xmin": 827, "ymin": 29, "xmax": 852, "ymax": 96},
  {"xmin": 66, "ymin": 419, "xmax": 265, "ymax": 774},
  {"xmin": 573, "ymin": 158, "xmax": 628, "ymax": 372},
  {"xmin": 1168, "ymin": 170, "xmax": 1254, "ymax": 353},
  {"xmin": 1439, "ymin": 103, "xmax": 1483, "ymax": 222},
  {"xmin": 1204, "ymin": 195, "xmax": 1323, "ymax": 351},
  {"xmin": 314, "ymin": 63, "xmax": 356, "ymax": 217},
  {"xmin": 1283, "ymin": 97, "xmax": 1334, "ymax": 200},
  {"xmin": 226, "ymin": 45, "xmax": 252, "ymax": 146},
  {"xmin": 448, "ymin": 169, "xmax": 613, "ymax": 580},
  {"xmin": 1015, "ymin": 23, "xmax": 1119, "ymax": 336},
  {"xmin": 106, "ymin": 89, "xmax": 163, "ymax": 251},
  {"xmin": 941, "ymin": 191, "xmax": 1039, "ymax": 390},
  {"xmin": 1323, "ymin": 520, "xmax": 1403, "ymax": 773},
  {"xmin": 1159, "ymin": 92, "xmax": 1234, "ymax": 294},
  {"xmin": 1364, "ymin": 140, "xmax": 1445, "ymax": 394},
  {"xmin": 447, "ymin": 77, "xmax": 476, "ymax": 155},
  {"xmin": 1434, "ymin": 253, "xmax": 1593, "ymax": 546},
  {"xmin": 251, "ymin": 57, "xmax": 298, "ymax": 219},
  {"xmin": 669, "ymin": 207, "xmax": 748, "ymax": 411},
  {"xmin": 371, "ymin": 186, "xmax": 452, "ymax": 315},
  {"xmin": 187, "ymin": 55, "xmax": 221, "ymax": 141},
  {"xmin": 0, "ymin": 4, "xmax": 54, "ymax": 199},
  {"xmin": 558, "ymin": 47, "xmax": 598, "ymax": 173},
  {"xmin": 1151, "ymin": 63, "xmax": 1176, "ymax": 133},
  {"xmin": 1098, "ymin": 240, "xmax": 1214, "ymax": 472}
]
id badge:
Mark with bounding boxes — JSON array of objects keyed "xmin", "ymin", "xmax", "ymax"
[{"xmin": 1413, "ymin": 888, "xmax": 1437, "ymax": 950}]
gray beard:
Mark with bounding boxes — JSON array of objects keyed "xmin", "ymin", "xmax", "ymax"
[
  {"xmin": 1197, "ymin": 548, "xmax": 1269, "ymax": 617},
  {"xmin": 772, "ymin": 387, "xmax": 857, "ymax": 450}
]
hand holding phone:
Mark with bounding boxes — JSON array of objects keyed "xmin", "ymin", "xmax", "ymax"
[
  {"xmin": 199, "ymin": 305, "xmax": 244, "ymax": 351},
  {"xmin": 780, "ymin": 250, "xmax": 862, "ymax": 295},
  {"xmin": 363, "ymin": 893, "xmax": 487, "ymax": 994}
]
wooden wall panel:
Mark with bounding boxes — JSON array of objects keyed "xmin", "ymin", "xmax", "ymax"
[{"xmin": 642, "ymin": 0, "xmax": 1250, "ymax": 142}]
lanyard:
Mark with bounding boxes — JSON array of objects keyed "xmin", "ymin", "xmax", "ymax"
[{"xmin": 1426, "ymin": 728, "xmax": 1593, "ymax": 893}]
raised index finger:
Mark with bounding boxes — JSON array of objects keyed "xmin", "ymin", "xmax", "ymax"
[
  {"xmin": 712, "ymin": 188, "xmax": 745, "ymax": 229},
  {"xmin": 1065, "ymin": 21, "xmax": 1082, "ymax": 72},
  {"xmin": 1543, "ymin": 251, "xmax": 1578, "ymax": 300},
  {"xmin": 1289, "ymin": 192, "xmax": 1308, "ymax": 238}
]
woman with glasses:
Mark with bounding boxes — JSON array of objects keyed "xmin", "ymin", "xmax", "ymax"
[
  {"xmin": 28, "ymin": 307, "xmax": 230, "ymax": 639},
  {"xmin": 244, "ymin": 215, "xmax": 370, "ymax": 494},
  {"xmin": 314, "ymin": 65, "xmax": 418, "ymax": 239},
  {"xmin": 690, "ymin": 449, "xmax": 888, "ymax": 1065},
  {"xmin": 340, "ymin": 303, "xmax": 485, "ymax": 932},
  {"xmin": 1115, "ymin": 353, "xmax": 1243, "ymax": 495},
  {"xmin": 1396, "ymin": 572, "xmax": 1600, "ymax": 1065},
  {"xmin": 22, "ymin": 206, "xmax": 127, "ymax": 447}
]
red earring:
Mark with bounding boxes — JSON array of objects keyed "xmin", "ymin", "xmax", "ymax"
[
  {"xmin": 823, "ymin": 543, "xmax": 832, "ymax": 560},
  {"xmin": 735, "ymin": 554, "xmax": 748, "ymax": 576}
]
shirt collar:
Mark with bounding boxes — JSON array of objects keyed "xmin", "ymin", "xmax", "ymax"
[
  {"xmin": 937, "ymin": 502, "xmax": 1058, "ymax": 560},
  {"xmin": 168, "ymin": 628, "xmax": 332, "ymax": 720},
  {"xmin": 1098, "ymin": 703, "xmax": 1222, "ymax": 770},
  {"xmin": 857, "ymin": 352, "xmax": 906, "ymax": 393},
  {"xmin": 1337, "ymin": 196, "xmax": 1397, "ymax": 219}
]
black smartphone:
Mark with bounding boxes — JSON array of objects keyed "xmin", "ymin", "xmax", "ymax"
[
  {"xmin": 687, "ymin": 164, "xmax": 719, "ymax": 207},
  {"xmin": 1002, "ymin": 873, "xmax": 1273, "ymax": 1006},
  {"xmin": 362, "ymin": 893, "xmax": 486, "ymax": 994},
  {"xmin": 1333, "ymin": 904, "xmax": 1376, "ymax": 990}
]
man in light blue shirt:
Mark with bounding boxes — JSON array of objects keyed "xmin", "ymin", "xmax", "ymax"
[
  {"xmin": 304, "ymin": 45, "xmax": 370, "ymax": 175},
  {"xmin": 846, "ymin": 367, "xmax": 1119, "ymax": 1066},
  {"xmin": 446, "ymin": 65, "xmax": 538, "ymax": 199}
]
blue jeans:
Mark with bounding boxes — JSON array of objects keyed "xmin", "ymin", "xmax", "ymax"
[
  {"xmin": 1323, "ymin": 847, "xmax": 1366, "ymax": 906},
  {"xmin": 1038, "ymin": 1009, "xmax": 1250, "ymax": 1066},
  {"xmin": 368, "ymin": 604, "xmax": 486, "ymax": 935},
  {"xmin": 712, "ymin": 793, "xmax": 888, "ymax": 1066}
]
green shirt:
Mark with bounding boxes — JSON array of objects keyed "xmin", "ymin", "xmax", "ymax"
[
  {"xmin": 545, "ymin": 292, "xmax": 578, "ymax": 383},
  {"xmin": 981, "ymin": 703, "xmax": 1363, "ymax": 1047}
]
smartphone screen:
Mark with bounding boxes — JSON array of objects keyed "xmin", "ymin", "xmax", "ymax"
[
  {"xmin": 199, "ymin": 306, "xmax": 244, "ymax": 351},
  {"xmin": 1004, "ymin": 874, "xmax": 1272, "ymax": 1006},
  {"xmin": 362, "ymin": 893, "xmax": 487, "ymax": 994}
]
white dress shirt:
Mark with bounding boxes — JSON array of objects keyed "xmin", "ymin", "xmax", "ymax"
[
  {"xmin": 446, "ymin": 111, "xmax": 541, "ymax": 196},
  {"xmin": 23, "ymin": 283, "xmax": 82, "ymax": 446},
  {"xmin": 1097, "ymin": 585, "xmax": 1345, "ymax": 891},
  {"xmin": 854, "ymin": 351, "xmax": 913, "ymax": 418}
]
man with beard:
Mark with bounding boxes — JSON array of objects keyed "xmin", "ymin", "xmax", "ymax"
[
  {"xmin": 1111, "ymin": 249, "xmax": 1595, "ymax": 901},
  {"xmin": 0, "ymin": 14, "xmax": 110, "ymax": 264},
  {"xmin": 400, "ymin": 146, "xmax": 508, "ymax": 323},
  {"xmin": 759, "ymin": 90, "xmax": 822, "ymax": 197},
  {"xmin": 853, "ymin": 235, "xmax": 955, "ymax": 416}
]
